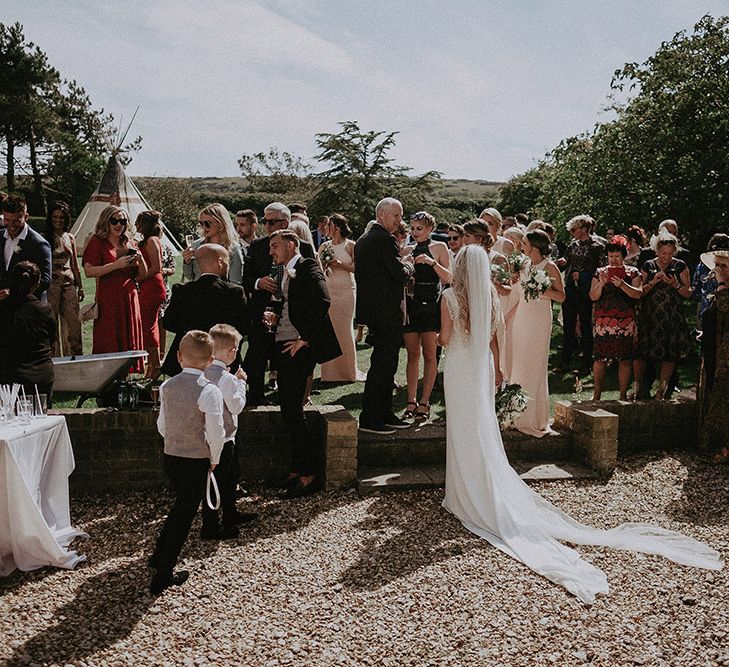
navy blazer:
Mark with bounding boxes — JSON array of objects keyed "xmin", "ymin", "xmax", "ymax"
[
  {"xmin": 0, "ymin": 225, "xmax": 52, "ymax": 295},
  {"xmin": 286, "ymin": 257, "xmax": 341, "ymax": 364},
  {"xmin": 160, "ymin": 274, "xmax": 249, "ymax": 377},
  {"xmin": 354, "ymin": 223, "xmax": 412, "ymax": 328}
]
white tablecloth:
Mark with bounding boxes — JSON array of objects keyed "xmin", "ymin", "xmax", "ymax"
[{"xmin": 0, "ymin": 415, "xmax": 87, "ymax": 577}]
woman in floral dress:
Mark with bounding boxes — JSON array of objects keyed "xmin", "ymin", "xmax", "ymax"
[
  {"xmin": 634, "ymin": 232, "xmax": 692, "ymax": 400},
  {"xmin": 589, "ymin": 235, "xmax": 642, "ymax": 400}
]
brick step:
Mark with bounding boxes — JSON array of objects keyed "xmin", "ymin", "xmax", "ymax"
[
  {"xmin": 357, "ymin": 422, "xmax": 573, "ymax": 467},
  {"xmin": 357, "ymin": 460, "xmax": 595, "ymax": 495}
]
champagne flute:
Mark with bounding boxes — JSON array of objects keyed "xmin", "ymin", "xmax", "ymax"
[{"xmin": 263, "ymin": 306, "xmax": 276, "ymax": 333}]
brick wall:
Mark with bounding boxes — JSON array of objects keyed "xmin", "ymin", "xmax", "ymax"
[{"xmin": 52, "ymin": 405, "xmax": 358, "ymax": 496}]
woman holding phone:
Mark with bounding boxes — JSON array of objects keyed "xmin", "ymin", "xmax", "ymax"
[
  {"xmin": 634, "ymin": 231, "xmax": 692, "ymax": 400},
  {"xmin": 589, "ymin": 235, "xmax": 642, "ymax": 400}
]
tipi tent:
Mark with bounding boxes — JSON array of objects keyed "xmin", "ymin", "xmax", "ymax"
[{"xmin": 71, "ymin": 153, "xmax": 182, "ymax": 256}]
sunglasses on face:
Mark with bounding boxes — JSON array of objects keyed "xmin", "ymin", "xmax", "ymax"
[
  {"xmin": 448, "ymin": 236, "xmax": 461, "ymax": 241},
  {"xmin": 262, "ymin": 218, "xmax": 288, "ymax": 226},
  {"xmin": 110, "ymin": 218, "xmax": 127, "ymax": 227}
]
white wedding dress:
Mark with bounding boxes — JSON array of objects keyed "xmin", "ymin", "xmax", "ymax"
[{"xmin": 442, "ymin": 246, "xmax": 722, "ymax": 604}]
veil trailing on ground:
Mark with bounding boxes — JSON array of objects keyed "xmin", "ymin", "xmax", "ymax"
[{"xmin": 442, "ymin": 246, "xmax": 722, "ymax": 604}]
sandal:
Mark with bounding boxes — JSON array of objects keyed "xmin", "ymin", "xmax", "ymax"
[
  {"xmin": 414, "ymin": 402, "xmax": 430, "ymax": 423},
  {"xmin": 403, "ymin": 400, "xmax": 418, "ymax": 420}
]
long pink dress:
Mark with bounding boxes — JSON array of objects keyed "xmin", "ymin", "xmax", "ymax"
[
  {"xmin": 510, "ymin": 258, "xmax": 554, "ymax": 437},
  {"xmin": 320, "ymin": 241, "xmax": 365, "ymax": 382}
]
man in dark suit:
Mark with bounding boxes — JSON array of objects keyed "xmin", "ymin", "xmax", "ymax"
[
  {"xmin": 0, "ymin": 196, "xmax": 52, "ymax": 300},
  {"xmin": 267, "ymin": 230, "xmax": 341, "ymax": 497},
  {"xmin": 161, "ymin": 244, "xmax": 248, "ymax": 377},
  {"xmin": 312, "ymin": 215, "xmax": 330, "ymax": 250},
  {"xmin": 354, "ymin": 197, "xmax": 415, "ymax": 435},
  {"xmin": 242, "ymin": 202, "xmax": 314, "ymax": 406}
]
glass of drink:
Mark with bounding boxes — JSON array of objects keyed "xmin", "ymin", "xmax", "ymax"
[
  {"xmin": 34, "ymin": 393, "xmax": 47, "ymax": 417},
  {"xmin": 17, "ymin": 397, "xmax": 33, "ymax": 424},
  {"xmin": 263, "ymin": 306, "xmax": 277, "ymax": 333},
  {"xmin": 185, "ymin": 234, "xmax": 196, "ymax": 249}
]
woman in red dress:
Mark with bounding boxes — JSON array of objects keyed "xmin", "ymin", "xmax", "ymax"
[
  {"xmin": 135, "ymin": 210, "xmax": 167, "ymax": 378},
  {"xmin": 82, "ymin": 206, "xmax": 147, "ymax": 372}
]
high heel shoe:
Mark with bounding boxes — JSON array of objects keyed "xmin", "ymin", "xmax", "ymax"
[
  {"xmin": 655, "ymin": 380, "xmax": 668, "ymax": 401},
  {"xmin": 414, "ymin": 402, "xmax": 430, "ymax": 423},
  {"xmin": 402, "ymin": 400, "xmax": 418, "ymax": 420}
]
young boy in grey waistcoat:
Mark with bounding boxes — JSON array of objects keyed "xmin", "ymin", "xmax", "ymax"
[
  {"xmin": 149, "ymin": 330, "xmax": 225, "ymax": 595},
  {"xmin": 200, "ymin": 324, "xmax": 253, "ymax": 539}
]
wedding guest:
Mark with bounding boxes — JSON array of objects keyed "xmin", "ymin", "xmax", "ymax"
[
  {"xmin": 82, "ymin": 206, "xmax": 147, "ymax": 371},
  {"xmin": 697, "ymin": 247, "xmax": 729, "ymax": 463},
  {"xmin": 638, "ymin": 219, "xmax": 692, "ymax": 270},
  {"xmin": 0, "ymin": 261, "xmax": 56, "ymax": 403},
  {"xmin": 235, "ymin": 209, "xmax": 258, "ymax": 258},
  {"xmin": 514, "ymin": 213, "xmax": 530, "ymax": 230},
  {"xmin": 289, "ymin": 218, "xmax": 317, "ymax": 252},
  {"xmin": 44, "ymin": 201, "xmax": 83, "ymax": 356},
  {"xmin": 158, "ymin": 244, "xmax": 176, "ymax": 361},
  {"xmin": 447, "ymin": 225, "xmax": 464, "ymax": 262},
  {"xmin": 479, "ymin": 207, "xmax": 514, "ymax": 256},
  {"xmin": 692, "ymin": 234, "xmax": 729, "ymax": 322},
  {"xmin": 634, "ymin": 231, "xmax": 692, "ymax": 400},
  {"xmin": 432, "ymin": 221, "xmax": 451, "ymax": 244},
  {"xmin": 136, "ymin": 211, "xmax": 167, "ymax": 379},
  {"xmin": 267, "ymin": 231, "xmax": 341, "ymax": 497},
  {"xmin": 242, "ymin": 202, "xmax": 314, "ymax": 406},
  {"xmin": 502, "ymin": 215, "xmax": 518, "ymax": 231},
  {"xmin": 312, "ymin": 215, "xmax": 330, "ymax": 250},
  {"xmin": 511, "ymin": 230, "xmax": 565, "ymax": 436},
  {"xmin": 624, "ymin": 225, "xmax": 648, "ymax": 268},
  {"xmin": 161, "ymin": 244, "xmax": 248, "ymax": 377},
  {"xmin": 319, "ymin": 214, "xmax": 365, "ymax": 382},
  {"xmin": 559, "ymin": 214, "xmax": 606, "ymax": 373},
  {"xmin": 588, "ymin": 235, "xmax": 642, "ymax": 400},
  {"xmin": 401, "ymin": 212, "xmax": 452, "ymax": 423},
  {"xmin": 149, "ymin": 330, "xmax": 225, "ymax": 595},
  {"xmin": 355, "ymin": 197, "xmax": 415, "ymax": 434},
  {"xmin": 0, "ymin": 195, "xmax": 52, "ymax": 299},
  {"xmin": 183, "ymin": 204, "xmax": 244, "ymax": 285},
  {"xmin": 288, "ymin": 202, "xmax": 307, "ymax": 216},
  {"xmin": 201, "ymin": 324, "xmax": 252, "ymax": 539}
]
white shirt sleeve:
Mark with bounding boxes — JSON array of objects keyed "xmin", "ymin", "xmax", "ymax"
[
  {"xmin": 218, "ymin": 371, "xmax": 247, "ymax": 415},
  {"xmin": 156, "ymin": 380, "xmax": 169, "ymax": 438},
  {"xmin": 198, "ymin": 384, "xmax": 225, "ymax": 465}
]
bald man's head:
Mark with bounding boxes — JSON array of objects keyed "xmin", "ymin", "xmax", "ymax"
[{"xmin": 196, "ymin": 243, "xmax": 230, "ymax": 277}]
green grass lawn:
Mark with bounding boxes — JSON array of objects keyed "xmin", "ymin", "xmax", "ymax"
[{"xmin": 56, "ymin": 272, "xmax": 702, "ymax": 416}]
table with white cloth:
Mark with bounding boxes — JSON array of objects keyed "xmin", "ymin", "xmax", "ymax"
[{"xmin": 0, "ymin": 415, "xmax": 87, "ymax": 577}]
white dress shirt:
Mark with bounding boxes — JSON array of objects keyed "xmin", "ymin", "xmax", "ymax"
[
  {"xmin": 209, "ymin": 359, "xmax": 247, "ymax": 436},
  {"xmin": 3, "ymin": 224, "xmax": 29, "ymax": 270}
]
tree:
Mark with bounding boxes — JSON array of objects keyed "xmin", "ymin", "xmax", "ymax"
[
  {"xmin": 309, "ymin": 120, "xmax": 440, "ymax": 231},
  {"xmin": 137, "ymin": 176, "xmax": 200, "ymax": 240},
  {"xmin": 238, "ymin": 147, "xmax": 311, "ymax": 194}
]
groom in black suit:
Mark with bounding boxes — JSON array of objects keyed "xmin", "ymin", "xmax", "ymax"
[
  {"xmin": 242, "ymin": 202, "xmax": 314, "ymax": 406},
  {"xmin": 0, "ymin": 196, "xmax": 52, "ymax": 299},
  {"xmin": 267, "ymin": 230, "xmax": 340, "ymax": 497},
  {"xmin": 161, "ymin": 244, "xmax": 248, "ymax": 377},
  {"xmin": 354, "ymin": 197, "xmax": 414, "ymax": 434}
]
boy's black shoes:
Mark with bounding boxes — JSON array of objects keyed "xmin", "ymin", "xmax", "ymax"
[{"xmin": 149, "ymin": 570, "xmax": 189, "ymax": 595}]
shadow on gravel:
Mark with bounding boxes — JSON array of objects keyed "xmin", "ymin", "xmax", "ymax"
[
  {"xmin": 7, "ymin": 557, "xmax": 154, "ymax": 665},
  {"xmin": 338, "ymin": 491, "xmax": 489, "ymax": 591},
  {"xmin": 666, "ymin": 453, "xmax": 729, "ymax": 527}
]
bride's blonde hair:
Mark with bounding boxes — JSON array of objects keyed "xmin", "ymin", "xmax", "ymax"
[{"xmin": 452, "ymin": 249, "xmax": 471, "ymax": 334}]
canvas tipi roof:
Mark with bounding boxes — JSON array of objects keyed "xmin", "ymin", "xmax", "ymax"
[{"xmin": 71, "ymin": 154, "xmax": 182, "ymax": 256}]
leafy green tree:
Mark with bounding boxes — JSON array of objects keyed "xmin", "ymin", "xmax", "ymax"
[
  {"xmin": 137, "ymin": 176, "xmax": 199, "ymax": 240},
  {"xmin": 309, "ymin": 120, "xmax": 440, "ymax": 231},
  {"xmin": 238, "ymin": 147, "xmax": 311, "ymax": 195}
]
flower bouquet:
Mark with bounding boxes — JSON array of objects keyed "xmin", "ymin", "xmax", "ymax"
[
  {"xmin": 507, "ymin": 251, "xmax": 527, "ymax": 275},
  {"xmin": 521, "ymin": 268, "xmax": 552, "ymax": 302},
  {"xmin": 491, "ymin": 262, "xmax": 511, "ymax": 286},
  {"xmin": 319, "ymin": 242, "xmax": 335, "ymax": 273},
  {"xmin": 495, "ymin": 383, "xmax": 528, "ymax": 428}
]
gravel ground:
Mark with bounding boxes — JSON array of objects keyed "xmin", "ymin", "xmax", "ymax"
[{"xmin": 1, "ymin": 452, "xmax": 727, "ymax": 667}]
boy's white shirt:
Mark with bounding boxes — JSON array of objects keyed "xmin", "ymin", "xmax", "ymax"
[
  {"xmin": 209, "ymin": 359, "xmax": 247, "ymax": 434},
  {"xmin": 157, "ymin": 368, "xmax": 226, "ymax": 464}
]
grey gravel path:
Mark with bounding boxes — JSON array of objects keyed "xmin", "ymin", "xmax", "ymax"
[{"xmin": 1, "ymin": 453, "xmax": 727, "ymax": 666}]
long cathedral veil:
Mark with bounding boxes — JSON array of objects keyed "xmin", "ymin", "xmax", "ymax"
[{"xmin": 443, "ymin": 246, "xmax": 722, "ymax": 604}]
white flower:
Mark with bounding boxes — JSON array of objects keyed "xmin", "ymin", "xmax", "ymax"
[
  {"xmin": 287, "ymin": 267, "xmax": 297, "ymax": 279},
  {"xmin": 13, "ymin": 245, "xmax": 21, "ymax": 255}
]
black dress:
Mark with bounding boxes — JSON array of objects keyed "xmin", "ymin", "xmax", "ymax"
[
  {"xmin": 0, "ymin": 294, "xmax": 56, "ymax": 399},
  {"xmin": 404, "ymin": 241, "xmax": 441, "ymax": 333}
]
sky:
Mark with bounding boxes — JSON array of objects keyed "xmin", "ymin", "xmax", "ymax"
[{"xmin": 6, "ymin": 1, "xmax": 729, "ymax": 181}]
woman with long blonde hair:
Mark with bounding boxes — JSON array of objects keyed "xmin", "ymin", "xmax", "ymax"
[{"xmin": 182, "ymin": 203, "xmax": 244, "ymax": 284}]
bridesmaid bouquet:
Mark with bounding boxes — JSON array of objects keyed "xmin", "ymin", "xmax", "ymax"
[
  {"xmin": 320, "ymin": 242, "xmax": 335, "ymax": 274},
  {"xmin": 495, "ymin": 383, "xmax": 528, "ymax": 428},
  {"xmin": 491, "ymin": 263, "xmax": 511, "ymax": 286},
  {"xmin": 521, "ymin": 269, "xmax": 552, "ymax": 302},
  {"xmin": 507, "ymin": 251, "xmax": 527, "ymax": 274}
]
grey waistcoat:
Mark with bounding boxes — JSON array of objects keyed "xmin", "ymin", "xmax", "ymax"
[{"xmin": 161, "ymin": 372, "xmax": 211, "ymax": 459}]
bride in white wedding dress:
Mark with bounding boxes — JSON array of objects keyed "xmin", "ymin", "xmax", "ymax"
[{"xmin": 439, "ymin": 245, "xmax": 722, "ymax": 604}]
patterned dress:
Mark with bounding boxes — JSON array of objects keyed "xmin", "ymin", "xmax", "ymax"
[
  {"xmin": 592, "ymin": 265, "xmax": 640, "ymax": 360},
  {"xmin": 637, "ymin": 258, "xmax": 690, "ymax": 362}
]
